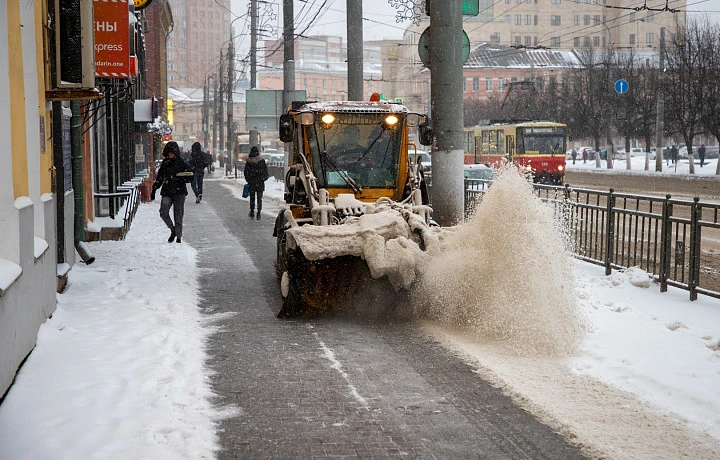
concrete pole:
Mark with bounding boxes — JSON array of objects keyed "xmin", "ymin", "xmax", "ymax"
[
  {"xmin": 212, "ymin": 74, "xmax": 218, "ymax": 151},
  {"xmin": 655, "ymin": 27, "xmax": 665, "ymax": 172},
  {"xmin": 203, "ymin": 78, "xmax": 209, "ymax": 148},
  {"xmin": 227, "ymin": 40, "xmax": 235, "ymax": 170},
  {"xmin": 250, "ymin": 0, "xmax": 259, "ymax": 149},
  {"xmin": 283, "ymin": 0, "xmax": 295, "ymax": 167},
  {"xmin": 347, "ymin": 0, "xmax": 363, "ymax": 101},
  {"xmin": 429, "ymin": 0, "xmax": 465, "ymax": 225},
  {"xmin": 218, "ymin": 51, "xmax": 225, "ymax": 169}
]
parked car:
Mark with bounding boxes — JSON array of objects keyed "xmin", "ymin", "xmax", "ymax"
[
  {"xmin": 409, "ymin": 151, "xmax": 431, "ymax": 172},
  {"xmin": 463, "ymin": 164, "xmax": 496, "ymax": 180}
]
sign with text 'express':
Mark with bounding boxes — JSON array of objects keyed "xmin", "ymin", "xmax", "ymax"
[{"xmin": 94, "ymin": 0, "xmax": 130, "ymax": 78}]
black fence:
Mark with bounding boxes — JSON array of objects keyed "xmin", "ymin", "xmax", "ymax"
[{"xmin": 465, "ymin": 179, "xmax": 720, "ymax": 301}]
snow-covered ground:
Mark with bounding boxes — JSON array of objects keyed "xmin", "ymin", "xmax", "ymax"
[
  {"xmin": 566, "ymin": 153, "xmax": 720, "ymax": 176},
  {"xmin": 1, "ymin": 172, "xmax": 719, "ymax": 459}
]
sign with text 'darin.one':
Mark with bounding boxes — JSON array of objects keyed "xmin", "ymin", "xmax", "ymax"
[{"xmin": 94, "ymin": 0, "xmax": 131, "ymax": 78}]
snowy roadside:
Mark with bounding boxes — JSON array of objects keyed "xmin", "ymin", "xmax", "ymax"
[{"xmin": 0, "ymin": 203, "xmax": 227, "ymax": 460}]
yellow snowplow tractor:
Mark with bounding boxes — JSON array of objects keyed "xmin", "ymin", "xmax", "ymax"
[{"xmin": 273, "ymin": 100, "xmax": 440, "ymax": 318}]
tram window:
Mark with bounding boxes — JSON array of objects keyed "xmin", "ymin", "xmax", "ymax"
[
  {"xmin": 475, "ymin": 136, "xmax": 482, "ymax": 156},
  {"xmin": 482, "ymin": 130, "xmax": 489, "ymax": 153},
  {"xmin": 488, "ymin": 130, "xmax": 498, "ymax": 154},
  {"xmin": 498, "ymin": 131, "xmax": 505, "ymax": 154}
]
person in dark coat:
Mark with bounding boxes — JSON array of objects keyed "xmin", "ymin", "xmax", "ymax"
[
  {"xmin": 243, "ymin": 146, "xmax": 269, "ymax": 220},
  {"xmin": 189, "ymin": 142, "xmax": 208, "ymax": 203},
  {"xmin": 671, "ymin": 145, "xmax": 678, "ymax": 164},
  {"xmin": 698, "ymin": 144, "xmax": 706, "ymax": 167},
  {"xmin": 151, "ymin": 141, "xmax": 193, "ymax": 243}
]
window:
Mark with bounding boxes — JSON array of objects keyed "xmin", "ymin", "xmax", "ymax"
[
  {"xmin": 514, "ymin": 36, "xmax": 521, "ymax": 45},
  {"xmin": 551, "ymin": 37, "xmax": 560, "ymax": 47},
  {"xmin": 593, "ymin": 15, "xmax": 600, "ymax": 25},
  {"xmin": 551, "ymin": 15, "xmax": 561, "ymax": 26},
  {"xmin": 647, "ymin": 11, "xmax": 654, "ymax": 21},
  {"xmin": 574, "ymin": 15, "xmax": 580, "ymax": 26},
  {"xmin": 646, "ymin": 33, "xmax": 654, "ymax": 44},
  {"xmin": 534, "ymin": 15, "xmax": 538, "ymax": 25},
  {"xmin": 485, "ymin": 77, "xmax": 492, "ymax": 92},
  {"xmin": 473, "ymin": 76, "xmax": 480, "ymax": 91},
  {"xmin": 630, "ymin": 12, "xmax": 636, "ymax": 22},
  {"xmin": 515, "ymin": 15, "xmax": 522, "ymax": 25},
  {"xmin": 629, "ymin": 34, "xmax": 636, "ymax": 45},
  {"xmin": 525, "ymin": 15, "xmax": 532, "ymax": 25},
  {"xmin": 584, "ymin": 15, "xmax": 590, "ymax": 26},
  {"xmin": 574, "ymin": 37, "xmax": 580, "ymax": 47},
  {"xmin": 490, "ymin": 32, "xmax": 501, "ymax": 44},
  {"xmin": 505, "ymin": 15, "xmax": 511, "ymax": 22},
  {"xmin": 593, "ymin": 36, "xmax": 600, "ymax": 46},
  {"xmin": 551, "ymin": 0, "xmax": 560, "ymax": 3},
  {"xmin": 525, "ymin": 36, "xmax": 531, "ymax": 46},
  {"xmin": 463, "ymin": 79, "xmax": 467, "ymax": 92},
  {"xmin": 583, "ymin": 36, "xmax": 590, "ymax": 47},
  {"xmin": 498, "ymin": 77, "xmax": 506, "ymax": 92}
]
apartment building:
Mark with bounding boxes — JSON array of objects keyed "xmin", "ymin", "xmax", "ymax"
[{"xmin": 166, "ymin": 0, "xmax": 231, "ymax": 87}]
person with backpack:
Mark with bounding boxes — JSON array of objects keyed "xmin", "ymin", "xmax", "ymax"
[
  {"xmin": 243, "ymin": 146, "xmax": 270, "ymax": 220},
  {"xmin": 151, "ymin": 141, "xmax": 193, "ymax": 243}
]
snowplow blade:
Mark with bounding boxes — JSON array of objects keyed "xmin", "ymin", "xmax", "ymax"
[{"xmin": 278, "ymin": 248, "xmax": 406, "ymax": 319}]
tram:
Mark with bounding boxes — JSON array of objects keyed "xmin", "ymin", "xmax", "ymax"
[{"xmin": 464, "ymin": 120, "xmax": 567, "ymax": 184}]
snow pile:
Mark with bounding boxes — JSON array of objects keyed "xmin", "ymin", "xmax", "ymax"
[
  {"xmin": 415, "ymin": 167, "xmax": 585, "ymax": 356},
  {"xmin": 597, "ymin": 266, "xmax": 653, "ymax": 288},
  {"xmin": 286, "ymin": 202, "xmax": 452, "ymax": 290}
]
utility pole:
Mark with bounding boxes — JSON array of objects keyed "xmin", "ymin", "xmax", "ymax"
[
  {"xmin": 218, "ymin": 51, "xmax": 225, "ymax": 171},
  {"xmin": 429, "ymin": 0, "xmax": 465, "ymax": 225},
  {"xmin": 203, "ymin": 77, "xmax": 209, "ymax": 148},
  {"xmin": 212, "ymin": 73, "xmax": 218, "ymax": 152},
  {"xmin": 227, "ymin": 39, "xmax": 235, "ymax": 172},
  {"xmin": 347, "ymin": 0, "xmax": 363, "ymax": 101},
  {"xmin": 282, "ymin": 0, "xmax": 295, "ymax": 168},
  {"xmin": 655, "ymin": 27, "xmax": 665, "ymax": 172},
  {"xmin": 249, "ymin": 0, "xmax": 259, "ymax": 149}
]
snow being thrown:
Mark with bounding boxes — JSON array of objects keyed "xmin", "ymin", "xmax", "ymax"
[{"xmin": 414, "ymin": 167, "xmax": 587, "ymax": 356}]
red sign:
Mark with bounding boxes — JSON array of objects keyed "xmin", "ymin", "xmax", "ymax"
[{"xmin": 94, "ymin": 0, "xmax": 130, "ymax": 78}]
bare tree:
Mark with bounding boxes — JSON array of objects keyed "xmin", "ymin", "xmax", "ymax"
[
  {"xmin": 696, "ymin": 19, "xmax": 720, "ymax": 175},
  {"xmin": 665, "ymin": 20, "xmax": 707, "ymax": 174}
]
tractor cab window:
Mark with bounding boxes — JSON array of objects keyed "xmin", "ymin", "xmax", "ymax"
[{"xmin": 306, "ymin": 114, "xmax": 402, "ymax": 189}]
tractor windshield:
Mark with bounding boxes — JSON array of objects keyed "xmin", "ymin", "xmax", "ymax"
[{"xmin": 306, "ymin": 114, "xmax": 402, "ymax": 189}]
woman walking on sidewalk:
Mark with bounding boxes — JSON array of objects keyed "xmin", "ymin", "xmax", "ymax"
[
  {"xmin": 151, "ymin": 141, "xmax": 193, "ymax": 243},
  {"xmin": 243, "ymin": 146, "xmax": 269, "ymax": 220}
]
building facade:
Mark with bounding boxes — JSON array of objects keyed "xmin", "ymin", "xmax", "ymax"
[{"xmin": 166, "ymin": 0, "xmax": 231, "ymax": 87}]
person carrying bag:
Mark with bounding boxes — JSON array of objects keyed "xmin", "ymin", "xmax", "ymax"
[{"xmin": 243, "ymin": 146, "xmax": 270, "ymax": 220}]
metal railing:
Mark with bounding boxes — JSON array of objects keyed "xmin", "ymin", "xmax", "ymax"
[
  {"xmin": 93, "ymin": 181, "xmax": 141, "ymax": 236},
  {"xmin": 464, "ymin": 179, "xmax": 720, "ymax": 300}
]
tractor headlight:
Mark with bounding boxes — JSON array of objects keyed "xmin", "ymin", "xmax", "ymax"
[{"xmin": 384, "ymin": 115, "xmax": 399, "ymax": 128}]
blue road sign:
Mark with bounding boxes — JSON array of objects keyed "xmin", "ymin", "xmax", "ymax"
[{"xmin": 615, "ymin": 79, "xmax": 629, "ymax": 94}]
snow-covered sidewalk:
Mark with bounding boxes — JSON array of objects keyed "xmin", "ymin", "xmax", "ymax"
[{"xmin": 0, "ymin": 203, "xmax": 224, "ymax": 459}]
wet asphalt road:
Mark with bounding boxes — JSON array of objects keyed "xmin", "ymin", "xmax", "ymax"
[{"xmin": 182, "ymin": 177, "xmax": 586, "ymax": 459}]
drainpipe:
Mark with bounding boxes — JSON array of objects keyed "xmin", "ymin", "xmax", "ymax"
[{"xmin": 71, "ymin": 100, "xmax": 95, "ymax": 264}]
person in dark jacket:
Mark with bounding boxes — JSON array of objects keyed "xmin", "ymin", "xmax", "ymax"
[
  {"xmin": 699, "ymin": 144, "xmax": 706, "ymax": 167},
  {"xmin": 189, "ymin": 142, "xmax": 208, "ymax": 203},
  {"xmin": 151, "ymin": 141, "xmax": 193, "ymax": 243},
  {"xmin": 243, "ymin": 146, "xmax": 269, "ymax": 220}
]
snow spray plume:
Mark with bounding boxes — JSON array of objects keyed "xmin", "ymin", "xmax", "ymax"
[{"xmin": 414, "ymin": 165, "xmax": 585, "ymax": 356}]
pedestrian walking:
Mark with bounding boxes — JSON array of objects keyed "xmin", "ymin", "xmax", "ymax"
[
  {"xmin": 671, "ymin": 145, "xmax": 678, "ymax": 164},
  {"xmin": 243, "ymin": 145, "xmax": 270, "ymax": 220},
  {"xmin": 151, "ymin": 141, "xmax": 193, "ymax": 243},
  {"xmin": 189, "ymin": 142, "xmax": 208, "ymax": 203},
  {"xmin": 582, "ymin": 148, "xmax": 588, "ymax": 164},
  {"xmin": 205, "ymin": 150, "xmax": 215, "ymax": 173},
  {"xmin": 698, "ymin": 144, "xmax": 706, "ymax": 167},
  {"xmin": 571, "ymin": 148, "xmax": 577, "ymax": 165}
]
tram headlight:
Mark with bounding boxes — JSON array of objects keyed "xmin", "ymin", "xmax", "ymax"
[{"xmin": 558, "ymin": 165, "xmax": 564, "ymax": 171}]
